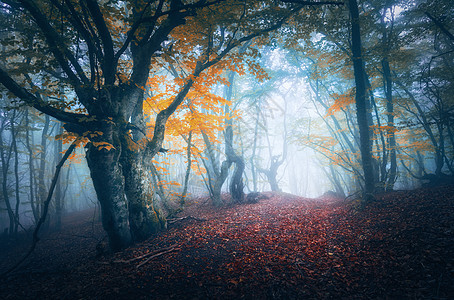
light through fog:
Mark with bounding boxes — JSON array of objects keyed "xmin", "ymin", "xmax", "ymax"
[
  {"xmin": 235, "ymin": 48, "xmax": 335, "ymax": 197},
  {"xmin": 1, "ymin": 0, "xmax": 453, "ymax": 297}
]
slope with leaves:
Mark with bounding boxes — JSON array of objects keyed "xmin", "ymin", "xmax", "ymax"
[{"xmin": 2, "ymin": 185, "xmax": 453, "ymax": 299}]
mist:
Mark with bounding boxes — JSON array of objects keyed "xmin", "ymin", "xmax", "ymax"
[{"xmin": 0, "ymin": 0, "xmax": 453, "ymax": 298}]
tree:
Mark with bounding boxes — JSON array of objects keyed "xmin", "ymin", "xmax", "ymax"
[
  {"xmin": 0, "ymin": 109, "xmax": 17, "ymax": 235},
  {"xmin": 348, "ymin": 0, "xmax": 375, "ymax": 199},
  {"xmin": 223, "ymin": 71, "xmax": 245, "ymax": 203},
  {"xmin": 255, "ymin": 84, "xmax": 290, "ymax": 192}
]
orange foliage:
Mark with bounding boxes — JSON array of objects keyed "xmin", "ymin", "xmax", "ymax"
[{"xmin": 326, "ymin": 90, "xmax": 355, "ymax": 117}]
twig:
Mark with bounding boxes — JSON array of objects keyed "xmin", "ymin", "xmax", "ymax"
[
  {"xmin": 167, "ymin": 216, "xmax": 207, "ymax": 225},
  {"xmin": 136, "ymin": 247, "xmax": 178, "ymax": 269},
  {"xmin": 113, "ymin": 244, "xmax": 177, "ymax": 264},
  {"xmin": 344, "ymin": 191, "xmax": 361, "ymax": 202}
]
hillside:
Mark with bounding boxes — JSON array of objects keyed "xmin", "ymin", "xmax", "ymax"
[{"xmin": 1, "ymin": 185, "xmax": 453, "ymax": 299}]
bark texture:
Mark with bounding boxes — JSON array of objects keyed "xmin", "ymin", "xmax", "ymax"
[{"xmin": 348, "ymin": 0, "xmax": 375, "ymax": 198}]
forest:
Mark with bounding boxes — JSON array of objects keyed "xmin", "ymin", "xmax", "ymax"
[{"xmin": 0, "ymin": 0, "xmax": 453, "ymax": 298}]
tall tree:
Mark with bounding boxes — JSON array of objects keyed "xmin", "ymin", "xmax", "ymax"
[
  {"xmin": 0, "ymin": 110, "xmax": 16, "ymax": 235},
  {"xmin": 54, "ymin": 121, "xmax": 63, "ymax": 229},
  {"xmin": 223, "ymin": 71, "xmax": 245, "ymax": 203},
  {"xmin": 348, "ymin": 0, "xmax": 375, "ymax": 199}
]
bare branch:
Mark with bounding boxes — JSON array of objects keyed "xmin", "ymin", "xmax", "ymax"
[
  {"xmin": 113, "ymin": 244, "xmax": 178, "ymax": 264},
  {"xmin": 425, "ymin": 12, "xmax": 454, "ymax": 43},
  {"xmin": 84, "ymin": 0, "xmax": 116, "ymax": 84},
  {"xmin": 136, "ymin": 247, "xmax": 178, "ymax": 268},
  {"xmin": 114, "ymin": 0, "xmax": 159, "ymax": 61},
  {"xmin": 58, "ymin": 0, "xmax": 99, "ymax": 83}
]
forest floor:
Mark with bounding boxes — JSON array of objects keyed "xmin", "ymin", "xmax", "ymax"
[{"xmin": 0, "ymin": 185, "xmax": 453, "ymax": 299}]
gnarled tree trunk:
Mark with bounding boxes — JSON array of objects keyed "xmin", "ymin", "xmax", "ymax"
[
  {"xmin": 85, "ymin": 116, "xmax": 166, "ymax": 251},
  {"xmin": 224, "ymin": 71, "xmax": 245, "ymax": 203},
  {"xmin": 121, "ymin": 150, "xmax": 165, "ymax": 241},
  {"xmin": 86, "ymin": 141, "xmax": 132, "ymax": 251}
]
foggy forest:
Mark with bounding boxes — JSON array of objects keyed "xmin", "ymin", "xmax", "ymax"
[{"xmin": 0, "ymin": 0, "xmax": 453, "ymax": 298}]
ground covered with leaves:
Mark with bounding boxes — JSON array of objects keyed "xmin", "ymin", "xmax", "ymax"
[{"xmin": 1, "ymin": 185, "xmax": 453, "ymax": 299}]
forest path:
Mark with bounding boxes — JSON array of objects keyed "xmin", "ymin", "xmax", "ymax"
[{"xmin": 1, "ymin": 187, "xmax": 453, "ymax": 299}]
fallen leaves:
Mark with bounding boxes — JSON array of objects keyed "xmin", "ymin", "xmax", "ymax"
[{"xmin": 1, "ymin": 186, "xmax": 453, "ymax": 299}]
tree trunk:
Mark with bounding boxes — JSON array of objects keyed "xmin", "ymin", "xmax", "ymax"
[
  {"xmin": 85, "ymin": 118, "xmax": 168, "ymax": 251},
  {"xmin": 54, "ymin": 122, "xmax": 63, "ymax": 230},
  {"xmin": 212, "ymin": 160, "xmax": 231, "ymax": 206},
  {"xmin": 86, "ymin": 142, "xmax": 132, "ymax": 251},
  {"xmin": 180, "ymin": 131, "xmax": 192, "ymax": 207},
  {"xmin": 202, "ymin": 130, "xmax": 231, "ymax": 206},
  {"xmin": 348, "ymin": 0, "xmax": 375, "ymax": 199},
  {"xmin": 11, "ymin": 112, "xmax": 21, "ymax": 234},
  {"xmin": 149, "ymin": 162, "xmax": 171, "ymax": 212},
  {"xmin": 38, "ymin": 114, "xmax": 50, "ymax": 219},
  {"xmin": 250, "ymin": 104, "xmax": 260, "ymax": 192},
  {"xmin": 223, "ymin": 71, "xmax": 245, "ymax": 203},
  {"xmin": 258, "ymin": 156, "xmax": 282, "ymax": 192},
  {"xmin": 370, "ymin": 88, "xmax": 387, "ymax": 185},
  {"xmin": 363, "ymin": 70, "xmax": 380, "ymax": 184},
  {"xmin": 224, "ymin": 120, "xmax": 244, "ymax": 202},
  {"xmin": 229, "ymin": 152, "xmax": 245, "ymax": 203},
  {"xmin": 435, "ymin": 124, "xmax": 445, "ymax": 176},
  {"xmin": 25, "ymin": 109, "xmax": 38, "ymax": 223},
  {"xmin": 0, "ymin": 116, "xmax": 14, "ymax": 235},
  {"xmin": 382, "ymin": 57, "xmax": 397, "ymax": 189},
  {"xmin": 121, "ymin": 150, "xmax": 165, "ymax": 242},
  {"xmin": 84, "ymin": 120, "xmax": 132, "ymax": 251},
  {"xmin": 330, "ymin": 164, "xmax": 345, "ymax": 197},
  {"xmin": 255, "ymin": 91, "xmax": 287, "ymax": 193}
]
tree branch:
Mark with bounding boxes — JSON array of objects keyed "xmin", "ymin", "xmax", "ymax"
[
  {"xmin": 114, "ymin": 0, "xmax": 159, "ymax": 61},
  {"xmin": 56, "ymin": 0, "xmax": 99, "ymax": 84},
  {"xmin": 84, "ymin": 0, "xmax": 116, "ymax": 84},
  {"xmin": 0, "ymin": 66, "xmax": 87, "ymax": 124},
  {"xmin": 141, "ymin": 0, "xmax": 225, "ymax": 23},
  {"xmin": 425, "ymin": 12, "xmax": 454, "ymax": 43}
]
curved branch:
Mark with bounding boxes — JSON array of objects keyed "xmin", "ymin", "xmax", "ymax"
[
  {"xmin": 55, "ymin": 0, "xmax": 99, "ymax": 84},
  {"xmin": 0, "ymin": 66, "xmax": 87, "ymax": 124}
]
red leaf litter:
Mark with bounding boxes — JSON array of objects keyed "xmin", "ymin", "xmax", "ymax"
[{"xmin": 1, "ymin": 185, "xmax": 453, "ymax": 299}]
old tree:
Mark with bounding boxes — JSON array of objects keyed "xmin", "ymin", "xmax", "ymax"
[{"xmin": 0, "ymin": 0, "xmax": 335, "ymax": 251}]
